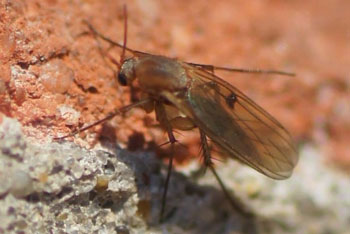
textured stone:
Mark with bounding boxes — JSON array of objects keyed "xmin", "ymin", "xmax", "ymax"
[{"xmin": 1, "ymin": 117, "xmax": 350, "ymax": 234}]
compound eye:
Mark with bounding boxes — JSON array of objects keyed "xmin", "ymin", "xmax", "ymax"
[{"xmin": 118, "ymin": 73, "xmax": 128, "ymax": 86}]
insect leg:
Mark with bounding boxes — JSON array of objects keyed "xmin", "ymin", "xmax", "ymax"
[
  {"xmin": 54, "ymin": 99, "xmax": 151, "ymax": 140},
  {"xmin": 154, "ymin": 102, "xmax": 178, "ymax": 222},
  {"xmin": 199, "ymin": 129, "xmax": 255, "ymax": 218},
  {"xmin": 188, "ymin": 63, "xmax": 215, "ymax": 73},
  {"xmin": 187, "ymin": 62, "xmax": 295, "ymax": 76},
  {"xmin": 159, "ymin": 129, "xmax": 176, "ymax": 222}
]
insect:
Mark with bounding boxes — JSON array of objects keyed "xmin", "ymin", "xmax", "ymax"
[{"xmin": 56, "ymin": 6, "xmax": 299, "ymax": 220}]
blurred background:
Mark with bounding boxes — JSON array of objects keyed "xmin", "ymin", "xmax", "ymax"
[{"xmin": 2, "ymin": 0, "xmax": 349, "ymax": 166}]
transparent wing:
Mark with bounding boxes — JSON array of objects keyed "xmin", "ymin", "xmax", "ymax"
[{"xmin": 163, "ymin": 62, "xmax": 299, "ymax": 179}]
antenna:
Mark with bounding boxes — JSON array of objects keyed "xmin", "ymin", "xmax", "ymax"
[
  {"xmin": 84, "ymin": 5, "xmax": 132, "ymax": 70},
  {"xmin": 119, "ymin": 5, "xmax": 128, "ymax": 68}
]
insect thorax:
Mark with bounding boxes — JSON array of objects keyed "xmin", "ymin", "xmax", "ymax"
[{"xmin": 132, "ymin": 55, "xmax": 188, "ymax": 94}]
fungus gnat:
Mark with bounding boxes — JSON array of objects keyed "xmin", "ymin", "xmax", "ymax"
[{"xmin": 55, "ymin": 6, "xmax": 299, "ymax": 221}]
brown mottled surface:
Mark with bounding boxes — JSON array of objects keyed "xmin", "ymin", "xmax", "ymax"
[{"xmin": 1, "ymin": 0, "xmax": 349, "ymax": 166}]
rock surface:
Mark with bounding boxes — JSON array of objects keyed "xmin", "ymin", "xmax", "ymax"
[{"xmin": 1, "ymin": 116, "xmax": 350, "ymax": 234}]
